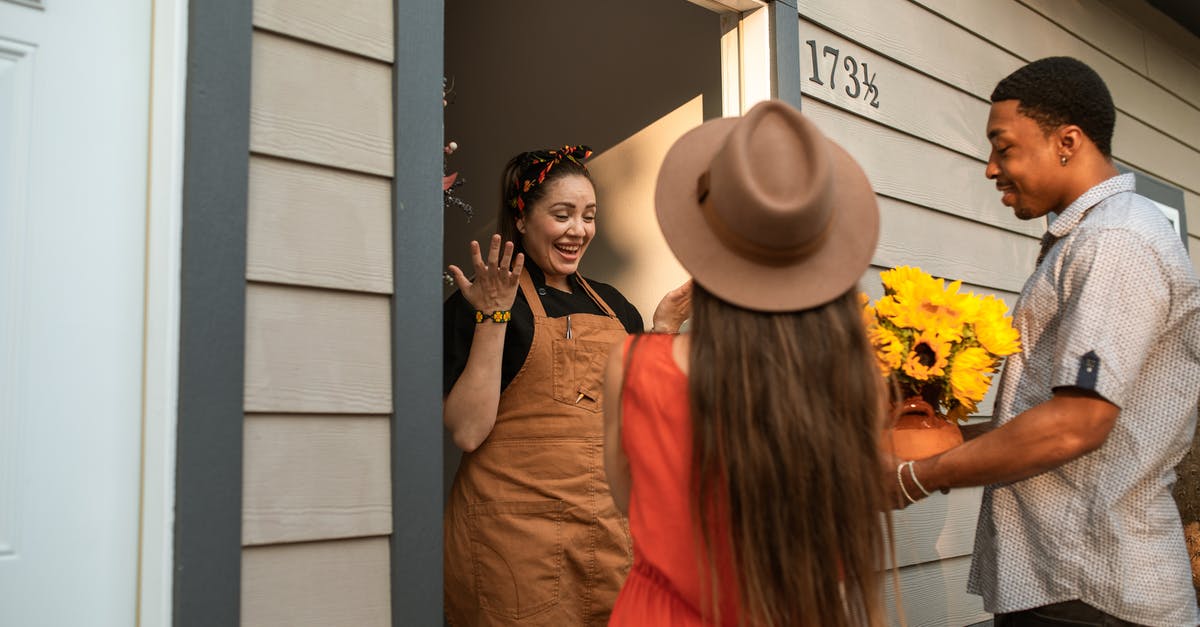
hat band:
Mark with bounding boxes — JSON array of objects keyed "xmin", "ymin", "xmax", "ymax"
[{"xmin": 696, "ymin": 171, "xmax": 832, "ymax": 267}]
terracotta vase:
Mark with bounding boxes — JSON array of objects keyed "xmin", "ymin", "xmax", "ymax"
[{"xmin": 888, "ymin": 397, "xmax": 963, "ymax": 461}]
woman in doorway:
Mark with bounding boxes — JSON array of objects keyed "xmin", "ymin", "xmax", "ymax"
[
  {"xmin": 604, "ymin": 101, "xmax": 893, "ymax": 626},
  {"xmin": 442, "ymin": 146, "xmax": 690, "ymax": 626}
]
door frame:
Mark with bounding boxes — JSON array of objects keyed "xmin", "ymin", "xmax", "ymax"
[
  {"xmin": 691, "ymin": 0, "xmax": 801, "ymax": 113},
  {"xmin": 140, "ymin": 0, "xmax": 189, "ymax": 624},
  {"xmin": 173, "ymin": 0, "xmax": 251, "ymax": 624},
  {"xmin": 390, "ymin": 1, "xmax": 445, "ymax": 625}
]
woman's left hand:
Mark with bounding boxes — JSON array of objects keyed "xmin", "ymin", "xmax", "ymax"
[{"xmin": 651, "ymin": 280, "xmax": 693, "ymax": 334}]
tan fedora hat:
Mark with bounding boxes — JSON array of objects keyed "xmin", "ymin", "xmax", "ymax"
[{"xmin": 655, "ymin": 99, "xmax": 879, "ymax": 312}]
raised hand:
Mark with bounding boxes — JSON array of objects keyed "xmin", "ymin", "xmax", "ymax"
[
  {"xmin": 651, "ymin": 280, "xmax": 693, "ymax": 334},
  {"xmin": 447, "ymin": 234, "xmax": 525, "ymax": 313}
]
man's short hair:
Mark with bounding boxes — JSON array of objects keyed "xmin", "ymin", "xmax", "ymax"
[{"xmin": 991, "ymin": 57, "xmax": 1115, "ymax": 157}]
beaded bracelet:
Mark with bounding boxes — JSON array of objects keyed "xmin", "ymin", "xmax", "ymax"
[{"xmin": 474, "ymin": 310, "xmax": 512, "ymax": 324}]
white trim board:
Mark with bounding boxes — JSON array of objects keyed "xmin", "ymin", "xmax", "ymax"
[{"xmin": 139, "ymin": 0, "xmax": 187, "ymax": 624}]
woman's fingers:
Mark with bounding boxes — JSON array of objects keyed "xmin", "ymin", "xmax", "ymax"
[
  {"xmin": 670, "ymin": 280, "xmax": 694, "ymax": 308},
  {"xmin": 485, "ymin": 234, "xmax": 502, "ymax": 269},
  {"xmin": 457, "ymin": 237, "xmax": 521, "ymax": 311},
  {"xmin": 498, "ymin": 240, "xmax": 515, "ymax": 272},
  {"xmin": 447, "ymin": 265, "xmax": 471, "ymax": 293},
  {"xmin": 509, "ymin": 252, "xmax": 525, "ymax": 282},
  {"xmin": 469, "ymin": 240, "xmax": 486, "ymax": 273}
]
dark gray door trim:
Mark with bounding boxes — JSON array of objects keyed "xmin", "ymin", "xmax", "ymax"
[
  {"xmin": 1117, "ymin": 163, "xmax": 1189, "ymax": 250},
  {"xmin": 174, "ymin": 0, "xmax": 252, "ymax": 624},
  {"xmin": 770, "ymin": 0, "xmax": 802, "ymax": 109},
  {"xmin": 391, "ymin": 1, "xmax": 445, "ymax": 624}
]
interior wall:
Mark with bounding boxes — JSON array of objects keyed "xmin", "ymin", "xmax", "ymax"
[
  {"xmin": 443, "ymin": 0, "xmax": 724, "ymax": 502},
  {"xmin": 443, "ymin": 0, "xmax": 722, "ymax": 299}
]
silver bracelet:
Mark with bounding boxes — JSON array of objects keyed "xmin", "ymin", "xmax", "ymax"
[
  {"xmin": 896, "ymin": 462, "xmax": 917, "ymax": 504},
  {"xmin": 906, "ymin": 460, "xmax": 932, "ymax": 497}
]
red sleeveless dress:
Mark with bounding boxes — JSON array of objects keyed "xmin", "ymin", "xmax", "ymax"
[{"xmin": 609, "ymin": 334, "xmax": 740, "ymax": 626}]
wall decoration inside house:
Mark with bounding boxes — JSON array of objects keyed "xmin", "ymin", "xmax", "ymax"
[{"xmin": 443, "ymin": 77, "xmax": 472, "ymax": 222}]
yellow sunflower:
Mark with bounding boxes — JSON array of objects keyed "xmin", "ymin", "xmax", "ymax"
[
  {"xmin": 902, "ymin": 330, "xmax": 951, "ymax": 381},
  {"xmin": 878, "ymin": 275, "xmax": 973, "ymax": 342},
  {"xmin": 860, "ymin": 292, "xmax": 877, "ymax": 330},
  {"xmin": 869, "ymin": 325, "xmax": 907, "ymax": 374},
  {"xmin": 881, "ymin": 266, "xmax": 941, "ymax": 299},
  {"xmin": 913, "ymin": 280, "xmax": 973, "ymax": 341},
  {"xmin": 873, "ymin": 294, "xmax": 903, "ymax": 322},
  {"xmin": 948, "ymin": 346, "xmax": 995, "ymax": 412},
  {"xmin": 971, "ymin": 295, "xmax": 1021, "ymax": 356},
  {"xmin": 864, "ymin": 266, "xmax": 1023, "ymax": 422}
]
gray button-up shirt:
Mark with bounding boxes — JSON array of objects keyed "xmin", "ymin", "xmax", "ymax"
[{"xmin": 967, "ymin": 174, "xmax": 1200, "ymax": 626}]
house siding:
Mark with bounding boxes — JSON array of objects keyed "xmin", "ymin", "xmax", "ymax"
[
  {"xmin": 241, "ymin": 2, "xmax": 395, "ymax": 624},
  {"xmin": 793, "ymin": 0, "xmax": 1200, "ymax": 624}
]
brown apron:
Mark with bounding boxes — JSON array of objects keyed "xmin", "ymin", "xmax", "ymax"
[{"xmin": 445, "ymin": 272, "xmax": 633, "ymax": 626}]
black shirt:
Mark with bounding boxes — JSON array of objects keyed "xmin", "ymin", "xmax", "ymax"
[{"xmin": 443, "ymin": 262, "xmax": 644, "ymax": 395}]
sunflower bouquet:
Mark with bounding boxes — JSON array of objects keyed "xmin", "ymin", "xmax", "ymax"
[{"xmin": 863, "ymin": 266, "xmax": 1021, "ymax": 423}]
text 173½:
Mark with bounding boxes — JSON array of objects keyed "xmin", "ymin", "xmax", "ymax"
[{"xmin": 805, "ymin": 40, "xmax": 880, "ymax": 108}]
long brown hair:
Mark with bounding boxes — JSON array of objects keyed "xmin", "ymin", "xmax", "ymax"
[{"xmin": 688, "ymin": 282, "xmax": 892, "ymax": 626}]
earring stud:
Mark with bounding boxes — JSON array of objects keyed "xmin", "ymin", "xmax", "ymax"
[{"xmin": 1060, "ymin": 156, "xmax": 1068, "ymax": 166}]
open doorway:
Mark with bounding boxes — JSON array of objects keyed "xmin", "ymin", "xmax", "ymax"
[{"xmin": 442, "ymin": 0, "xmax": 733, "ymax": 492}]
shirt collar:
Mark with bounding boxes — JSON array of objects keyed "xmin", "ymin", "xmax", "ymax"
[
  {"xmin": 522, "ymin": 258, "xmax": 578, "ymax": 292},
  {"xmin": 1047, "ymin": 173, "xmax": 1135, "ymax": 238}
]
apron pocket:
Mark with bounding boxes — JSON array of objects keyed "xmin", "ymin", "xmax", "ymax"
[
  {"xmin": 551, "ymin": 338, "xmax": 610, "ymax": 413},
  {"xmin": 467, "ymin": 499, "xmax": 567, "ymax": 619}
]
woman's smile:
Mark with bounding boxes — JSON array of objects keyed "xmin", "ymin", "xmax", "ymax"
[{"xmin": 516, "ymin": 174, "xmax": 597, "ymax": 291}]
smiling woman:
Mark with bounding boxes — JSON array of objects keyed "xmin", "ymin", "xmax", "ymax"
[
  {"xmin": 507, "ymin": 150, "xmax": 598, "ymax": 291},
  {"xmin": 515, "ymin": 177, "xmax": 596, "ymax": 288},
  {"xmin": 440, "ymin": 146, "xmax": 691, "ymax": 626}
]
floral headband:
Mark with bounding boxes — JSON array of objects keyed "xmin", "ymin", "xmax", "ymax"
[{"xmin": 509, "ymin": 145, "xmax": 593, "ymax": 214}]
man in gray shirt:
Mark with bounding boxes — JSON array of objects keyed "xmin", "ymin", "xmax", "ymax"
[{"xmin": 897, "ymin": 57, "xmax": 1200, "ymax": 626}]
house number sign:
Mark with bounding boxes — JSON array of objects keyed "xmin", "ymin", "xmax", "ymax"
[{"xmin": 804, "ymin": 39, "xmax": 881, "ymax": 109}]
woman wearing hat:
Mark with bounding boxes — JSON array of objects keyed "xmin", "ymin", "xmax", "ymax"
[
  {"xmin": 442, "ymin": 146, "xmax": 690, "ymax": 626},
  {"xmin": 603, "ymin": 101, "xmax": 892, "ymax": 626}
]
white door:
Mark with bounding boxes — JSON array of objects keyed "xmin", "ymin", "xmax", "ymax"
[{"xmin": 1, "ymin": 1, "xmax": 151, "ymax": 624}]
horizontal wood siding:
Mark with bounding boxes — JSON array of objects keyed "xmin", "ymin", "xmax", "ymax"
[
  {"xmin": 243, "ymin": 415, "xmax": 391, "ymax": 545},
  {"xmin": 875, "ymin": 195, "xmax": 1038, "ymax": 295},
  {"xmin": 250, "ymin": 30, "xmax": 393, "ymax": 176},
  {"xmin": 244, "ymin": 284, "xmax": 391, "ymax": 414},
  {"xmin": 242, "ymin": 537, "xmax": 391, "ymax": 627},
  {"xmin": 802, "ymin": 99, "xmax": 1042, "ymax": 239},
  {"xmin": 247, "ymin": 155, "xmax": 393, "ymax": 294},
  {"xmin": 253, "ymin": 0, "xmax": 393, "ymax": 62},
  {"xmin": 797, "ymin": 1, "xmax": 1200, "ymax": 623},
  {"xmin": 914, "ymin": 0, "xmax": 1200, "ymax": 150},
  {"xmin": 801, "ymin": 0, "xmax": 1200, "ymax": 198},
  {"xmin": 891, "ymin": 487, "xmax": 985, "ymax": 569},
  {"xmin": 885, "ymin": 555, "xmax": 989, "ymax": 626},
  {"xmin": 243, "ymin": 2, "xmax": 395, "ymax": 623},
  {"xmin": 910, "ymin": 0, "xmax": 1200, "ymax": 196}
]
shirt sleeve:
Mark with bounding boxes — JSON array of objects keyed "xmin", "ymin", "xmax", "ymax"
[
  {"xmin": 1050, "ymin": 228, "xmax": 1169, "ymax": 408},
  {"xmin": 443, "ymin": 290, "xmax": 476, "ymax": 396},
  {"xmin": 616, "ymin": 295, "xmax": 644, "ymax": 334}
]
